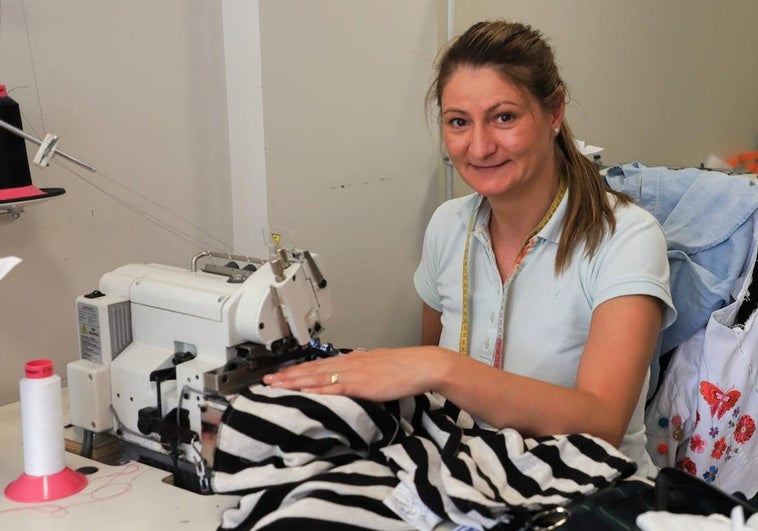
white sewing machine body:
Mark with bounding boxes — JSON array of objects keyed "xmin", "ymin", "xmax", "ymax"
[{"xmin": 66, "ymin": 250, "xmax": 335, "ymax": 492}]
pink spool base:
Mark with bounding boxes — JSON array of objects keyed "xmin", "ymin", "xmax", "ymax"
[{"xmin": 4, "ymin": 466, "xmax": 88, "ymax": 503}]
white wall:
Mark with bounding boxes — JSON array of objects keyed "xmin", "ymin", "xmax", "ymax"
[
  {"xmin": 1, "ymin": 0, "xmax": 756, "ymax": 404},
  {"xmin": 258, "ymin": 0, "xmax": 442, "ymax": 350},
  {"xmin": 222, "ymin": 0, "xmax": 269, "ymax": 257},
  {"xmin": 0, "ymin": 0, "xmax": 232, "ymax": 404},
  {"xmin": 457, "ymin": 1, "xmax": 758, "ymax": 167}
]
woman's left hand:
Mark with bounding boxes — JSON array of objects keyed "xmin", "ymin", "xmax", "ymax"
[{"xmin": 262, "ymin": 346, "xmax": 452, "ymax": 402}]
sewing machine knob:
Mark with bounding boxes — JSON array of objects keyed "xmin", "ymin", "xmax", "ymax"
[
  {"xmin": 137, "ymin": 406, "xmax": 160, "ymax": 435},
  {"xmin": 84, "ymin": 289, "xmax": 105, "ymax": 299}
]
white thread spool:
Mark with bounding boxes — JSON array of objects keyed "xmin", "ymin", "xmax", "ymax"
[
  {"xmin": 21, "ymin": 359, "xmax": 66, "ymax": 475},
  {"xmin": 5, "ymin": 359, "xmax": 87, "ymax": 502}
]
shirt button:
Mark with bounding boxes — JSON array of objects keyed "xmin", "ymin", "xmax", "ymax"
[
  {"xmin": 489, "ymin": 313, "xmax": 496, "ymax": 323},
  {"xmin": 484, "ymin": 339, "xmax": 491, "ymax": 350}
]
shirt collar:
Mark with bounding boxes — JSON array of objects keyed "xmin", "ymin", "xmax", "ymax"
[{"xmin": 456, "ymin": 190, "xmax": 569, "ymax": 245}]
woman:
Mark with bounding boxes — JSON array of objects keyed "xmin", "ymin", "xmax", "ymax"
[{"xmin": 264, "ymin": 20, "xmax": 675, "ymax": 478}]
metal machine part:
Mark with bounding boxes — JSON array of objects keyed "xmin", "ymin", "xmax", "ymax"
[{"xmin": 67, "ymin": 249, "xmax": 337, "ymax": 493}]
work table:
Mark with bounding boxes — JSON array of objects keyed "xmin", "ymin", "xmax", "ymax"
[{"xmin": 0, "ymin": 395, "xmax": 239, "ymax": 530}]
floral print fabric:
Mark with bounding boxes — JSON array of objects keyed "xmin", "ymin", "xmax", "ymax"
[{"xmin": 645, "ymin": 215, "xmax": 758, "ymax": 498}]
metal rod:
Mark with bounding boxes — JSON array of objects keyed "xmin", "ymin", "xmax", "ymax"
[
  {"xmin": 191, "ymin": 250, "xmax": 266, "ymax": 272},
  {"xmin": 0, "ymin": 205, "xmax": 24, "ymax": 219},
  {"xmin": 0, "ymin": 118, "xmax": 97, "ymax": 172}
]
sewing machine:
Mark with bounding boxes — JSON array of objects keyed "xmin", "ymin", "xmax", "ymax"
[{"xmin": 65, "ymin": 248, "xmax": 336, "ymax": 493}]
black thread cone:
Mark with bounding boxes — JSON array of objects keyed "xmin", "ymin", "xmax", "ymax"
[{"xmin": 0, "ymin": 90, "xmax": 34, "ymax": 190}]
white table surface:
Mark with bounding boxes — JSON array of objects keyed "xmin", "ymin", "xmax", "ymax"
[{"xmin": 0, "ymin": 396, "xmax": 239, "ymax": 530}]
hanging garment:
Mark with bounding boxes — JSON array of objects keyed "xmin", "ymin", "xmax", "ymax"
[
  {"xmin": 645, "ymin": 213, "xmax": 758, "ymax": 499},
  {"xmin": 605, "ymin": 163, "xmax": 758, "ymax": 397}
]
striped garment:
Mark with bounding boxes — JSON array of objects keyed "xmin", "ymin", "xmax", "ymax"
[{"xmin": 212, "ymin": 385, "xmax": 636, "ymax": 530}]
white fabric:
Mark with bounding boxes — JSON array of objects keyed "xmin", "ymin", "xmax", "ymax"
[
  {"xmin": 645, "ymin": 214, "xmax": 758, "ymax": 498},
  {"xmin": 414, "ymin": 191, "xmax": 675, "ymax": 477},
  {"xmin": 0, "ymin": 256, "xmax": 21, "ymax": 280},
  {"xmin": 637, "ymin": 508, "xmax": 758, "ymax": 531}
]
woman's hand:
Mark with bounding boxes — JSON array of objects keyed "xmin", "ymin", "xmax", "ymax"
[
  {"xmin": 263, "ymin": 294, "xmax": 662, "ymax": 447},
  {"xmin": 262, "ymin": 346, "xmax": 453, "ymax": 402}
]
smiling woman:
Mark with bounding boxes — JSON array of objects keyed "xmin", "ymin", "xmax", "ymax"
[
  {"xmin": 265, "ymin": 19, "xmax": 676, "ymax": 482},
  {"xmin": 439, "ymin": 65, "xmax": 563, "ymax": 277},
  {"xmin": 441, "ymin": 66, "xmax": 560, "ymax": 207}
]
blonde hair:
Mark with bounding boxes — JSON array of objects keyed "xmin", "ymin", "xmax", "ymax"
[{"xmin": 427, "ymin": 20, "xmax": 630, "ymax": 272}]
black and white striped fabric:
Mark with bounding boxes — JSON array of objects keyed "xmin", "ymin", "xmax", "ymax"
[{"xmin": 212, "ymin": 385, "xmax": 636, "ymax": 530}]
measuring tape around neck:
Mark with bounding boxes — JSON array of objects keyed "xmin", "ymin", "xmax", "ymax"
[{"xmin": 458, "ymin": 177, "xmax": 567, "ymax": 357}]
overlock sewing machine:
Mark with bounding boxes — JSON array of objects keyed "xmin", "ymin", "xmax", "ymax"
[{"xmin": 66, "ymin": 248, "xmax": 337, "ymax": 493}]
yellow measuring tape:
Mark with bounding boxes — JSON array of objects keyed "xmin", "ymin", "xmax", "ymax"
[{"xmin": 458, "ymin": 177, "xmax": 567, "ymax": 356}]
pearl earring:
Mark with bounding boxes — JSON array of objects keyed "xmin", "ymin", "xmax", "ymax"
[{"xmin": 553, "ymin": 126, "xmax": 560, "ymax": 135}]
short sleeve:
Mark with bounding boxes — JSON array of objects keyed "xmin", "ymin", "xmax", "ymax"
[
  {"xmin": 588, "ymin": 202, "xmax": 677, "ymax": 330},
  {"xmin": 412, "ymin": 196, "xmax": 474, "ymax": 313},
  {"xmin": 413, "ymin": 208, "xmax": 444, "ymax": 312}
]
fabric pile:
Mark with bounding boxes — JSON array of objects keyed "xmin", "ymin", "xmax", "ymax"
[{"xmin": 212, "ymin": 385, "xmax": 636, "ymax": 530}]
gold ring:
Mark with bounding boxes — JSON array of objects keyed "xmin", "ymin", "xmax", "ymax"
[{"xmin": 330, "ymin": 372, "xmax": 339, "ymax": 385}]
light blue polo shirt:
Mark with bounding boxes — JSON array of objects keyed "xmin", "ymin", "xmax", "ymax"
[{"xmin": 414, "ymin": 191, "xmax": 676, "ymax": 477}]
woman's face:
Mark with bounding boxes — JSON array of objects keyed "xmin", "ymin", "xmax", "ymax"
[{"xmin": 440, "ymin": 66, "xmax": 563, "ymax": 201}]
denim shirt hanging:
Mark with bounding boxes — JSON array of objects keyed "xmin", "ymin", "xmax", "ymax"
[{"xmin": 605, "ymin": 163, "xmax": 758, "ymax": 394}]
